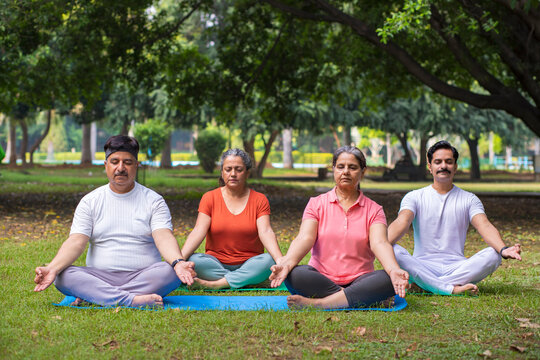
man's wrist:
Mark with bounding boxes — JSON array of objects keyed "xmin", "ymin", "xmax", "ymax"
[
  {"xmin": 499, "ymin": 246, "xmax": 509, "ymax": 259},
  {"xmin": 171, "ymin": 258, "xmax": 185, "ymax": 268}
]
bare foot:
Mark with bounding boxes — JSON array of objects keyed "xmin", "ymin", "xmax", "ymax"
[
  {"xmin": 379, "ymin": 296, "xmax": 395, "ymax": 308},
  {"xmin": 130, "ymin": 294, "xmax": 163, "ymax": 308},
  {"xmin": 452, "ymin": 283, "xmax": 478, "ymax": 295},
  {"xmin": 70, "ymin": 297, "xmax": 84, "ymax": 306},
  {"xmin": 194, "ymin": 277, "xmax": 230, "ymax": 289},
  {"xmin": 287, "ymin": 295, "xmax": 321, "ymax": 309}
]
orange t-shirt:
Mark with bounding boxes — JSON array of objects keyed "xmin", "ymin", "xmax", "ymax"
[{"xmin": 198, "ymin": 188, "xmax": 271, "ymax": 265}]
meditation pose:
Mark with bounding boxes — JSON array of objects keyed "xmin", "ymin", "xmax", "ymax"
[
  {"xmin": 181, "ymin": 148, "xmax": 283, "ymax": 289},
  {"xmin": 389, "ymin": 140, "xmax": 522, "ymax": 295},
  {"xmin": 34, "ymin": 135, "xmax": 195, "ymax": 307},
  {"xmin": 270, "ymin": 146, "xmax": 409, "ymax": 309}
]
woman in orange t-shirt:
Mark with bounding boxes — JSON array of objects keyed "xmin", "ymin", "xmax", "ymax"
[{"xmin": 181, "ymin": 149, "xmax": 283, "ymax": 289}]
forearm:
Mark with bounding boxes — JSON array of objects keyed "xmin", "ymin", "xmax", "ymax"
[
  {"xmin": 180, "ymin": 230, "xmax": 206, "ymax": 259},
  {"xmin": 47, "ymin": 234, "xmax": 88, "ymax": 273},
  {"xmin": 259, "ymin": 230, "xmax": 283, "ymax": 262},
  {"xmin": 153, "ymin": 228, "xmax": 184, "ymax": 264},
  {"xmin": 371, "ymin": 240, "xmax": 401, "ymax": 274}
]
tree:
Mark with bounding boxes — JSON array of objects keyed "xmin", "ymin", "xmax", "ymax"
[
  {"xmin": 258, "ymin": 0, "xmax": 540, "ymax": 136},
  {"xmin": 134, "ymin": 119, "xmax": 172, "ymax": 164}
]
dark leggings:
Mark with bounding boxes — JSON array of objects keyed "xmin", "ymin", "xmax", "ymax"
[{"xmin": 284, "ymin": 265, "xmax": 396, "ymax": 308}]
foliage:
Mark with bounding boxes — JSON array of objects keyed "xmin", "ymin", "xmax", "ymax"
[
  {"xmin": 194, "ymin": 129, "xmax": 227, "ymax": 173},
  {"xmin": 134, "ymin": 119, "xmax": 171, "ymax": 162},
  {"xmin": 233, "ymin": 0, "xmax": 540, "ymax": 136}
]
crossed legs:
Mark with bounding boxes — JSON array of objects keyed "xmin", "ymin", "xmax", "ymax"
[
  {"xmin": 393, "ymin": 245, "xmax": 501, "ymax": 295},
  {"xmin": 188, "ymin": 253, "xmax": 275, "ymax": 289},
  {"xmin": 284, "ymin": 265, "xmax": 396, "ymax": 309},
  {"xmin": 54, "ymin": 262, "xmax": 181, "ymax": 306}
]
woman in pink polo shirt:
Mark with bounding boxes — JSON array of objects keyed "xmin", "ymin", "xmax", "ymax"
[{"xmin": 270, "ymin": 146, "xmax": 409, "ymax": 309}]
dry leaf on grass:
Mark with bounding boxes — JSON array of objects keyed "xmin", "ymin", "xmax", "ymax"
[
  {"xmin": 325, "ymin": 316, "xmax": 340, "ymax": 322},
  {"xmin": 293, "ymin": 321, "xmax": 300, "ymax": 331},
  {"xmin": 478, "ymin": 349, "xmax": 492, "ymax": 359},
  {"xmin": 509, "ymin": 345, "xmax": 527, "ymax": 353},
  {"xmin": 406, "ymin": 342, "xmax": 418, "ymax": 353},
  {"xmin": 519, "ymin": 322, "xmax": 540, "ymax": 329},
  {"xmin": 52, "ymin": 315, "xmax": 62, "ymax": 320},
  {"xmin": 314, "ymin": 346, "xmax": 333, "ymax": 354},
  {"xmin": 93, "ymin": 340, "xmax": 119, "ymax": 350},
  {"xmin": 515, "ymin": 318, "xmax": 530, "ymax": 322},
  {"xmin": 352, "ymin": 326, "xmax": 366, "ymax": 336}
]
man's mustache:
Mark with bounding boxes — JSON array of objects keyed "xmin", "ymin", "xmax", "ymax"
[
  {"xmin": 437, "ymin": 169, "xmax": 451, "ymax": 174},
  {"xmin": 114, "ymin": 171, "xmax": 128, "ymax": 176}
]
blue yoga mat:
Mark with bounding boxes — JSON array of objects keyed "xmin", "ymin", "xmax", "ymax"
[{"xmin": 54, "ymin": 295, "xmax": 407, "ymax": 311}]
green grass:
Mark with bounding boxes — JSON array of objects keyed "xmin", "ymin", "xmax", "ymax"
[
  {"xmin": 1, "ymin": 166, "xmax": 539, "ymax": 359},
  {"xmin": 1, "ymin": 166, "xmax": 539, "ymax": 194}
]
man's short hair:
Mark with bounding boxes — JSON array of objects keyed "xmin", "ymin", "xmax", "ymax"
[
  {"xmin": 427, "ymin": 140, "xmax": 459, "ymax": 163},
  {"xmin": 104, "ymin": 135, "xmax": 139, "ymax": 160}
]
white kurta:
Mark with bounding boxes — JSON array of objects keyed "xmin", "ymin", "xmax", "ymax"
[{"xmin": 393, "ymin": 185, "xmax": 501, "ymax": 294}]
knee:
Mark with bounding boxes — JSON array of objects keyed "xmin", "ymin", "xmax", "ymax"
[
  {"xmin": 257, "ymin": 253, "xmax": 275, "ymax": 268},
  {"xmin": 484, "ymin": 248, "xmax": 502, "ymax": 269}
]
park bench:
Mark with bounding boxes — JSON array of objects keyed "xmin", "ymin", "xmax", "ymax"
[{"xmin": 383, "ymin": 158, "xmax": 424, "ymax": 181}]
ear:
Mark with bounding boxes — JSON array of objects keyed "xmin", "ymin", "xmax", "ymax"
[{"xmin": 427, "ymin": 162, "xmax": 432, "ymax": 173}]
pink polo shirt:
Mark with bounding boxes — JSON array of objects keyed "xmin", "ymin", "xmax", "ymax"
[{"xmin": 303, "ymin": 188, "xmax": 387, "ymax": 285}]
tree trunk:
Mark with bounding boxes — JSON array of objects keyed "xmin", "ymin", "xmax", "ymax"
[
  {"xmin": 19, "ymin": 118, "xmax": 28, "ymax": 165},
  {"xmin": 282, "ymin": 128, "xmax": 294, "ymax": 169},
  {"xmin": 418, "ymin": 135, "xmax": 429, "ymax": 179},
  {"xmin": 120, "ymin": 119, "xmax": 130, "ymax": 136},
  {"xmin": 90, "ymin": 122, "xmax": 97, "ymax": 161},
  {"xmin": 386, "ymin": 133, "xmax": 392, "ymax": 167},
  {"xmin": 8, "ymin": 117, "xmax": 17, "ymax": 165},
  {"xmin": 343, "ymin": 124, "xmax": 352, "ymax": 146},
  {"xmin": 396, "ymin": 132, "xmax": 413, "ymax": 164},
  {"xmin": 254, "ymin": 130, "xmax": 279, "ymax": 178},
  {"xmin": 80, "ymin": 123, "xmax": 92, "ymax": 165},
  {"xmin": 243, "ymin": 137, "xmax": 256, "ymax": 177},
  {"xmin": 29, "ymin": 109, "xmax": 53, "ymax": 164},
  {"xmin": 329, "ymin": 125, "xmax": 341, "ymax": 148},
  {"xmin": 160, "ymin": 134, "xmax": 172, "ymax": 169},
  {"xmin": 466, "ymin": 137, "xmax": 481, "ymax": 180}
]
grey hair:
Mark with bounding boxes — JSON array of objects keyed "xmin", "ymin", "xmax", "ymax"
[
  {"xmin": 220, "ymin": 148, "xmax": 253, "ymax": 170},
  {"xmin": 332, "ymin": 146, "xmax": 367, "ymax": 169},
  {"xmin": 218, "ymin": 148, "xmax": 252, "ymax": 187}
]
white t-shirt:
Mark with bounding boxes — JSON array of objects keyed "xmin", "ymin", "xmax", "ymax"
[
  {"xmin": 399, "ymin": 185, "xmax": 485, "ymax": 262},
  {"xmin": 70, "ymin": 182, "xmax": 172, "ymax": 271}
]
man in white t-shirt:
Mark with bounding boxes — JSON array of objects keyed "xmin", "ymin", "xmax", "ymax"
[
  {"xmin": 34, "ymin": 135, "xmax": 195, "ymax": 307},
  {"xmin": 388, "ymin": 141, "xmax": 522, "ymax": 295}
]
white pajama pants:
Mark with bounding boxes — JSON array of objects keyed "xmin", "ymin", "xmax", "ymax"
[{"xmin": 393, "ymin": 245, "xmax": 502, "ymax": 295}]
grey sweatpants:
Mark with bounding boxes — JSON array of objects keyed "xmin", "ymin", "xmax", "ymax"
[
  {"xmin": 284, "ymin": 265, "xmax": 396, "ymax": 308},
  {"xmin": 54, "ymin": 262, "xmax": 181, "ymax": 306},
  {"xmin": 188, "ymin": 253, "xmax": 275, "ymax": 288}
]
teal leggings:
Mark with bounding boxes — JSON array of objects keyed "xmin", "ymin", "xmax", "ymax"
[{"xmin": 188, "ymin": 253, "xmax": 275, "ymax": 288}]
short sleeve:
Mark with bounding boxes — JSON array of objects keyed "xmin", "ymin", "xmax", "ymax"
[
  {"xmin": 198, "ymin": 191, "xmax": 214, "ymax": 217},
  {"xmin": 256, "ymin": 193, "xmax": 271, "ymax": 218},
  {"xmin": 70, "ymin": 197, "xmax": 94, "ymax": 237},
  {"xmin": 370, "ymin": 205, "xmax": 387, "ymax": 226},
  {"xmin": 150, "ymin": 196, "xmax": 173, "ymax": 231},
  {"xmin": 302, "ymin": 197, "xmax": 319, "ymax": 221},
  {"xmin": 399, "ymin": 191, "xmax": 417, "ymax": 216},
  {"xmin": 468, "ymin": 194, "xmax": 485, "ymax": 221}
]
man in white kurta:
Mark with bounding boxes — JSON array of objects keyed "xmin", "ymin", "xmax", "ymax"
[
  {"xmin": 34, "ymin": 135, "xmax": 195, "ymax": 307},
  {"xmin": 388, "ymin": 141, "xmax": 522, "ymax": 295}
]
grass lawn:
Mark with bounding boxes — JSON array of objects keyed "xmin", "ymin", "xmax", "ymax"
[{"xmin": 0, "ymin": 165, "xmax": 538, "ymax": 359}]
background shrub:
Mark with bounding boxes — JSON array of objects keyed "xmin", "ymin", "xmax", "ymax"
[{"xmin": 194, "ymin": 129, "xmax": 227, "ymax": 173}]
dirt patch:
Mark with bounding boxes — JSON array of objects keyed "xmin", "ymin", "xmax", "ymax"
[{"xmin": 0, "ymin": 185, "xmax": 538, "ymax": 244}]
